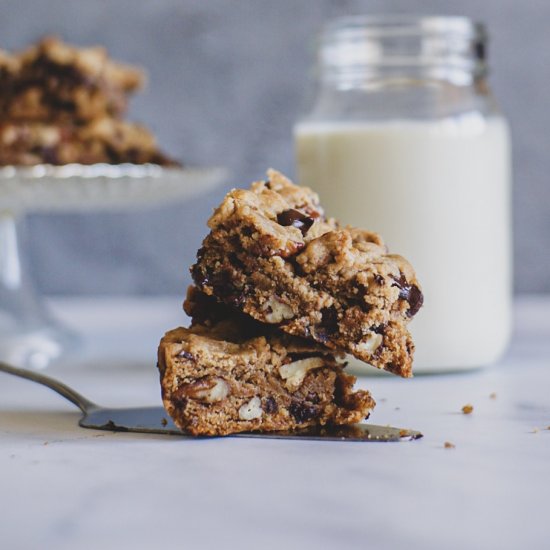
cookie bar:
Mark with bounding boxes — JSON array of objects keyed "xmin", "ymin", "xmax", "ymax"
[
  {"xmin": 0, "ymin": 37, "xmax": 178, "ymax": 166},
  {"xmin": 158, "ymin": 318, "xmax": 375, "ymax": 436},
  {"xmin": 5, "ymin": 36, "xmax": 143, "ymax": 122},
  {"xmin": 0, "ymin": 118, "xmax": 176, "ymax": 165},
  {"xmin": 191, "ymin": 170, "xmax": 423, "ymax": 377}
]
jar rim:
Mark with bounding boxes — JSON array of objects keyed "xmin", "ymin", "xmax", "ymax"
[
  {"xmin": 318, "ymin": 15, "xmax": 488, "ymax": 86},
  {"xmin": 322, "ymin": 15, "xmax": 486, "ymax": 40}
]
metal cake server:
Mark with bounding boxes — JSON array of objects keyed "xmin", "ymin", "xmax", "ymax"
[{"xmin": 0, "ymin": 361, "xmax": 422, "ymax": 442}]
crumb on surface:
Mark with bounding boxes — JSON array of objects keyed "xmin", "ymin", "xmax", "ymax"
[
  {"xmin": 489, "ymin": 392, "xmax": 497, "ymax": 399},
  {"xmin": 444, "ymin": 441, "xmax": 456, "ymax": 449},
  {"xmin": 462, "ymin": 404, "xmax": 474, "ymax": 414},
  {"xmin": 161, "ymin": 417, "xmax": 168, "ymax": 427},
  {"xmin": 531, "ymin": 428, "xmax": 539, "ymax": 433}
]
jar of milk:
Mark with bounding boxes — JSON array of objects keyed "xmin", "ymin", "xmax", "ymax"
[{"xmin": 295, "ymin": 16, "xmax": 512, "ymax": 372}]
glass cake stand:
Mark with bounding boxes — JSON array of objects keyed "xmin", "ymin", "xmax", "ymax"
[{"xmin": 0, "ymin": 163, "xmax": 226, "ymax": 369}]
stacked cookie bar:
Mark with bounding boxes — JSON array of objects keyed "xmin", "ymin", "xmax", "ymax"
[
  {"xmin": 158, "ymin": 170, "xmax": 423, "ymax": 436},
  {"xmin": 0, "ymin": 37, "xmax": 176, "ymax": 165}
]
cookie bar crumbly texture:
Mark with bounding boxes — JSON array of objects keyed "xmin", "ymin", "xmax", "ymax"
[
  {"xmin": 158, "ymin": 322, "xmax": 375, "ymax": 436},
  {"xmin": 0, "ymin": 36, "xmax": 178, "ymax": 166},
  {"xmin": 0, "ymin": 118, "xmax": 175, "ymax": 166},
  {"xmin": 7, "ymin": 36, "xmax": 143, "ymax": 122},
  {"xmin": 191, "ymin": 169, "xmax": 423, "ymax": 378}
]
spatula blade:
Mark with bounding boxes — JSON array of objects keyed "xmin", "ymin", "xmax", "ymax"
[
  {"xmin": 80, "ymin": 406, "xmax": 183, "ymax": 435},
  {"xmin": 80, "ymin": 405, "xmax": 422, "ymax": 441}
]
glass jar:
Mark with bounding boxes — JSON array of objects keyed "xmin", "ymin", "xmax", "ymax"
[{"xmin": 294, "ymin": 16, "xmax": 512, "ymax": 373}]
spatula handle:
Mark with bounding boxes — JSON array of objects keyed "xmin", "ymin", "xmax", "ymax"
[{"xmin": 0, "ymin": 361, "xmax": 96, "ymax": 413}]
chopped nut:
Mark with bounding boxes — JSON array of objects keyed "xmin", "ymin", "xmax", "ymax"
[
  {"xmin": 183, "ymin": 377, "xmax": 230, "ymax": 403},
  {"xmin": 279, "ymin": 357, "xmax": 324, "ymax": 390},
  {"xmin": 261, "ymin": 296, "xmax": 294, "ymax": 323},
  {"xmin": 444, "ymin": 441, "xmax": 456, "ymax": 449},
  {"xmin": 239, "ymin": 397, "xmax": 263, "ymax": 421},
  {"xmin": 355, "ymin": 332, "xmax": 383, "ymax": 354},
  {"xmin": 462, "ymin": 404, "xmax": 474, "ymax": 415}
]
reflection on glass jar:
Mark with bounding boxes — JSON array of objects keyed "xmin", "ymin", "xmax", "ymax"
[{"xmin": 295, "ymin": 16, "xmax": 512, "ymax": 372}]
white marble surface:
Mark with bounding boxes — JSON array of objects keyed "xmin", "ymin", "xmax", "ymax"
[{"xmin": 0, "ymin": 295, "xmax": 549, "ymax": 550}]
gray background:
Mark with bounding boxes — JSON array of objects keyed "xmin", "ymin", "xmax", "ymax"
[{"xmin": 2, "ymin": 0, "xmax": 548, "ymax": 295}]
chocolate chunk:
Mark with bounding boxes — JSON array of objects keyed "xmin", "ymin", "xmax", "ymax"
[
  {"xmin": 321, "ymin": 306, "xmax": 339, "ymax": 333},
  {"xmin": 192, "ymin": 248, "xmax": 210, "ymax": 286},
  {"xmin": 288, "ymin": 352, "xmax": 326, "ymax": 361},
  {"xmin": 41, "ymin": 146, "xmax": 59, "ymax": 164},
  {"xmin": 312, "ymin": 307, "xmax": 339, "ymax": 344},
  {"xmin": 391, "ymin": 275, "xmax": 424, "ymax": 317},
  {"xmin": 263, "ymin": 396, "xmax": 278, "ymax": 414},
  {"xmin": 405, "ymin": 285, "xmax": 423, "ymax": 317},
  {"xmin": 289, "ymin": 401, "xmax": 319, "ymax": 423},
  {"xmin": 178, "ymin": 350, "xmax": 195, "ymax": 361},
  {"xmin": 306, "ymin": 392, "xmax": 321, "ymax": 405},
  {"xmin": 191, "ymin": 264, "xmax": 209, "ymax": 287},
  {"xmin": 192, "ymin": 263, "xmax": 244, "ymax": 307},
  {"xmin": 171, "ymin": 393, "xmax": 188, "ymax": 409},
  {"xmin": 373, "ymin": 274, "xmax": 385, "ymax": 285},
  {"xmin": 277, "ymin": 209, "xmax": 314, "ymax": 236}
]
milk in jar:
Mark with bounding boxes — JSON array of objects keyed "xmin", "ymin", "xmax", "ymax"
[{"xmin": 294, "ymin": 16, "xmax": 512, "ymax": 372}]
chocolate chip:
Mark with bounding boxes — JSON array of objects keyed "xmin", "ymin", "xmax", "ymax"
[
  {"xmin": 178, "ymin": 350, "xmax": 195, "ymax": 361},
  {"xmin": 321, "ymin": 307, "xmax": 339, "ymax": 332},
  {"xmin": 41, "ymin": 146, "xmax": 59, "ymax": 164},
  {"xmin": 227, "ymin": 291, "xmax": 246, "ymax": 308},
  {"xmin": 191, "ymin": 264, "xmax": 209, "ymax": 287},
  {"xmin": 263, "ymin": 397, "xmax": 278, "ymax": 414},
  {"xmin": 312, "ymin": 307, "xmax": 339, "ymax": 344},
  {"xmin": 405, "ymin": 285, "xmax": 423, "ymax": 317},
  {"xmin": 193, "ymin": 264, "xmax": 244, "ymax": 307},
  {"xmin": 277, "ymin": 209, "xmax": 314, "ymax": 236},
  {"xmin": 373, "ymin": 274, "xmax": 385, "ymax": 285},
  {"xmin": 391, "ymin": 275, "xmax": 424, "ymax": 317},
  {"xmin": 306, "ymin": 392, "xmax": 321, "ymax": 405},
  {"xmin": 191, "ymin": 248, "xmax": 209, "ymax": 286},
  {"xmin": 289, "ymin": 401, "xmax": 319, "ymax": 423},
  {"xmin": 171, "ymin": 394, "xmax": 188, "ymax": 409},
  {"xmin": 372, "ymin": 324, "xmax": 386, "ymax": 335},
  {"xmin": 288, "ymin": 352, "xmax": 327, "ymax": 361}
]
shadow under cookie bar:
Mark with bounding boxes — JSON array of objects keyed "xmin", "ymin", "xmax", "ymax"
[
  {"xmin": 158, "ymin": 319, "xmax": 375, "ymax": 437},
  {"xmin": 191, "ymin": 170, "xmax": 422, "ymax": 378}
]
